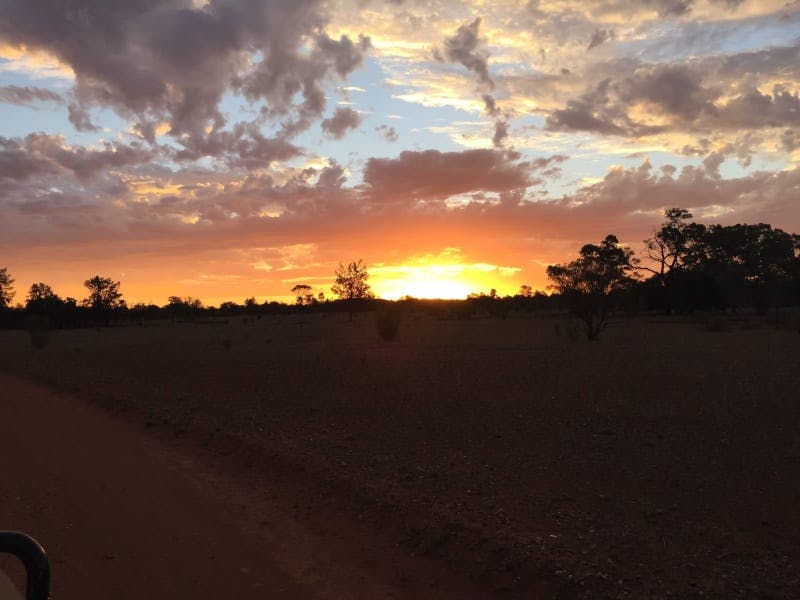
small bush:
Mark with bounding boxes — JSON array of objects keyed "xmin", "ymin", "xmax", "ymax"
[
  {"xmin": 375, "ymin": 310, "xmax": 402, "ymax": 341},
  {"xmin": 25, "ymin": 314, "xmax": 53, "ymax": 349}
]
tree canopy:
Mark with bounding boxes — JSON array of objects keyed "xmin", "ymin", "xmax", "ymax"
[
  {"xmin": 331, "ymin": 260, "xmax": 373, "ymax": 301},
  {"xmin": 331, "ymin": 260, "xmax": 373, "ymax": 320},
  {"xmin": 0, "ymin": 267, "xmax": 14, "ymax": 308},
  {"xmin": 547, "ymin": 235, "xmax": 637, "ymax": 339},
  {"xmin": 83, "ymin": 276, "xmax": 125, "ymax": 311}
]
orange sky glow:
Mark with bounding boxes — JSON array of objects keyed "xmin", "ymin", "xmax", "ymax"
[{"xmin": 1, "ymin": 1, "xmax": 798, "ymax": 306}]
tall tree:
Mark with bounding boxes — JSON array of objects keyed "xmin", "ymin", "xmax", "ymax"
[
  {"xmin": 547, "ymin": 235, "xmax": 637, "ymax": 340},
  {"xmin": 26, "ymin": 282, "xmax": 58, "ymax": 304},
  {"xmin": 0, "ymin": 267, "xmax": 14, "ymax": 308},
  {"xmin": 291, "ymin": 284, "xmax": 313, "ymax": 306},
  {"xmin": 640, "ymin": 208, "xmax": 705, "ymax": 283},
  {"xmin": 332, "ymin": 260, "xmax": 373, "ymax": 320},
  {"xmin": 83, "ymin": 276, "xmax": 124, "ymax": 311}
]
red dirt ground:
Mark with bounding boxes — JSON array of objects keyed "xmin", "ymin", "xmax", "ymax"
[
  {"xmin": 0, "ymin": 372, "xmax": 483, "ymax": 599},
  {"xmin": 1, "ymin": 313, "xmax": 799, "ymax": 597}
]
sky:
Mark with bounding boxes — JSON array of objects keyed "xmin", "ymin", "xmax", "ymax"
[{"xmin": 1, "ymin": 0, "xmax": 799, "ymax": 305}]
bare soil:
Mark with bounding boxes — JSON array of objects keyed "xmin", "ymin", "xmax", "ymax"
[
  {"xmin": 0, "ymin": 374, "xmax": 482, "ymax": 598},
  {"xmin": 1, "ymin": 313, "xmax": 799, "ymax": 597}
]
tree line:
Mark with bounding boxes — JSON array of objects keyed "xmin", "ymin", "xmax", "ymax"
[
  {"xmin": 1, "ymin": 210, "xmax": 798, "ymax": 334},
  {"xmin": 546, "ymin": 209, "xmax": 800, "ymax": 338},
  {"xmin": 0, "ymin": 260, "xmax": 377, "ymax": 328}
]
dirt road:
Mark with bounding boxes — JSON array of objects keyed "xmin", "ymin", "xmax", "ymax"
[{"xmin": 0, "ymin": 372, "xmax": 481, "ymax": 599}]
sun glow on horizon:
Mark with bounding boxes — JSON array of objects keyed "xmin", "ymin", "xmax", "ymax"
[
  {"xmin": 370, "ymin": 249, "xmax": 521, "ymax": 300},
  {"xmin": 376, "ymin": 276, "xmax": 475, "ymax": 300}
]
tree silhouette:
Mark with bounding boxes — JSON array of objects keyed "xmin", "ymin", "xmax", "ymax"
[
  {"xmin": 547, "ymin": 235, "xmax": 637, "ymax": 340},
  {"xmin": 0, "ymin": 267, "xmax": 15, "ymax": 308},
  {"xmin": 83, "ymin": 276, "xmax": 124, "ymax": 313},
  {"xmin": 291, "ymin": 284, "xmax": 313, "ymax": 306},
  {"xmin": 167, "ymin": 296, "xmax": 202, "ymax": 319},
  {"xmin": 26, "ymin": 283, "xmax": 63, "ymax": 318},
  {"xmin": 27, "ymin": 282, "xmax": 57, "ymax": 304},
  {"xmin": 332, "ymin": 259, "xmax": 373, "ymax": 320},
  {"xmin": 640, "ymin": 208, "xmax": 703, "ymax": 283}
]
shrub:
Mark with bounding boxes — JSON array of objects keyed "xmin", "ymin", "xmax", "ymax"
[
  {"xmin": 25, "ymin": 314, "xmax": 53, "ymax": 349},
  {"xmin": 375, "ymin": 309, "xmax": 402, "ymax": 341}
]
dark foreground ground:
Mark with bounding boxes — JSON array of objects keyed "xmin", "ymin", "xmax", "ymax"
[
  {"xmin": 1, "ymin": 312, "xmax": 799, "ymax": 597},
  {"xmin": 0, "ymin": 373, "xmax": 481, "ymax": 599}
]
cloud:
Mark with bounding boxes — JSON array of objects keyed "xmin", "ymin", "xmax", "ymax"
[
  {"xmin": 437, "ymin": 17, "xmax": 494, "ymax": 90},
  {"xmin": 1, "ymin": 0, "xmax": 798, "ymax": 303},
  {"xmin": 66, "ymin": 103, "xmax": 98, "ymax": 132},
  {"xmin": 780, "ymin": 128, "xmax": 798, "ymax": 152},
  {"xmin": 587, "ymin": 28, "xmax": 615, "ymax": 50},
  {"xmin": 172, "ymin": 122, "xmax": 301, "ymax": 168},
  {"xmin": 492, "ymin": 121, "xmax": 509, "ymax": 147},
  {"xmin": 363, "ymin": 149, "xmax": 531, "ymax": 203},
  {"xmin": 0, "ymin": 0, "xmax": 371, "ymax": 159},
  {"xmin": 321, "ymin": 107, "xmax": 362, "ymax": 139},
  {"xmin": 482, "ymin": 94, "xmax": 500, "ymax": 117},
  {"xmin": 0, "ymin": 133, "xmax": 152, "ymax": 182},
  {"xmin": 546, "ymin": 47, "xmax": 800, "ymax": 138},
  {"xmin": 375, "ymin": 124, "xmax": 399, "ymax": 142},
  {"xmin": 0, "ymin": 85, "xmax": 62, "ymax": 106}
]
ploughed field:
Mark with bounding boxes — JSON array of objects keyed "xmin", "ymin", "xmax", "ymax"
[{"xmin": 2, "ymin": 313, "xmax": 799, "ymax": 597}]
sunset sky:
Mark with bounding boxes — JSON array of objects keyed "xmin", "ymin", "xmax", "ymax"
[{"xmin": 1, "ymin": 0, "xmax": 799, "ymax": 304}]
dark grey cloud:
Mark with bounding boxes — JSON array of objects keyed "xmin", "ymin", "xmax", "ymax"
[
  {"xmin": 0, "ymin": 0, "xmax": 370, "ymax": 161},
  {"xmin": 321, "ymin": 107, "xmax": 362, "ymax": 139},
  {"xmin": 0, "ymin": 137, "xmax": 54, "ymax": 181},
  {"xmin": 0, "ymin": 85, "xmax": 62, "ymax": 106},
  {"xmin": 587, "ymin": 28, "xmax": 615, "ymax": 50},
  {"xmin": 558, "ymin": 159, "xmax": 800, "ymax": 235},
  {"xmin": 482, "ymin": 94, "xmax": 500, "ymax": 117},
  {"xmin": 375, "ymin": 124, "xmax": 398, "ymax": 142},
  {"xmin": 438, "ymin": 17, "xmax": 494, "ymax": 90},
  {"xmin": 173, "ymin": 122, "xmax": 301, "ymax": 168},
  {"xmin": 545, "ymin": 48, "xmax": 800, "ymax": 137},
  {"xmin": 492, "ymin": 120, "xmax": 509, "ymax": 147},
  {"xmin": 0, "ymin": 134, "xmax": 153, "ymax": 184},
  {"xmin": 67, "ymin": 103, "xmax": 99, "ymax": 132},
  {"xmin": 590, "ymin": 0, "xmax": 743, "ymax": 19},
  {"xmin": 780, "ymin": 128, "xmax": 798, "ymax": 152},
  {"xmin": 617, "ymin": 64, "xmax": 718, "ymax": 120},
  {"xmin": 546, "ymin": 78, "xmax": 634, "ymax": 135},
  {"xmin": 648, "ymin": 0, "xmax": 693, "ymax": 16},
  {"xmin": 363, "ymin": 149, "xmax": 530, "ymax": 204},
  {"xmin": 712, "ymin": 86, "xmax": 800, "ymax": 129}
]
